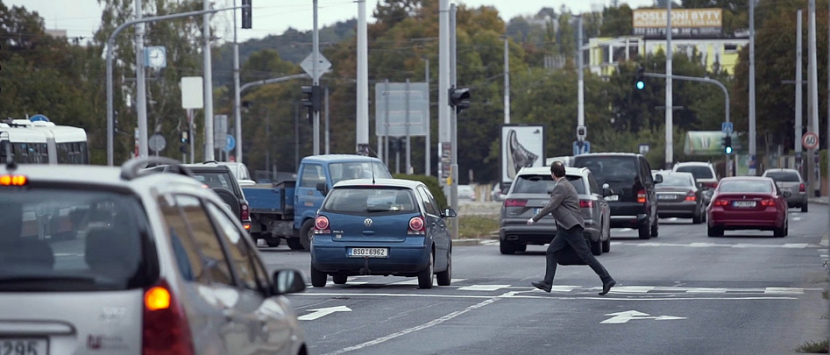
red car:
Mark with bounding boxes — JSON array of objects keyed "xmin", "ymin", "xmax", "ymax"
[{"xmin": 707, "ymin": 177, "xmax": 790, "ymax": 237}]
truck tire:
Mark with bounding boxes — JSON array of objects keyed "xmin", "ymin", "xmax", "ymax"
[
  {"xmin": 287, "ymin": 238, "xmax": 304, "ymax": 250},
  {"xmin": 299, "ymin": 220, "xmax": 314, "ymax": 251},
  {"xmin": 265, "ymin": 236, "xmax": 281, "ymax": 248}
]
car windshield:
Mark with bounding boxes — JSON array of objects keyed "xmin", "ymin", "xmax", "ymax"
[
  {"xmin": 511, "ymin": 174, "xmax": 586, "ymax": 194},
  {"xmin": 322, "ymin": 187, "xmax": 417, "ymax": 214},
  {"xmin": 573, "ymin": 156, "xmax": 638, "ymax": 185},
  {"xmin": 191, "ymin": 171, "xmax": 234, "ymax": 190},
  {"xmin": 675, "ymin": 165, "xmax": 715, "ymax": 180},
  {"xmin": 764, "ymin": 171, "xmax": 800, "ymax": 182},
  {"xmin": 718, "ymin": 180, "xmax": 773, "ymax": 193},
  {"xmin": 329, "ymin": 162, "xmax": 392, "ymax": 184},
  {"xmin": 660, "ymin": 174, "xmax": 693, "ymax": 187},
  {"xmin": 0, "ymin": 188, "xmax": 150, "ymax": 292}
]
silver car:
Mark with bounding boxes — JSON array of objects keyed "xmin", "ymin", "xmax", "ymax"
[
  {"xmin": 0, "ymin": 157, "xmax": 308, "ymax": 355},
  {"xmin": 655, "ymin": 172, "xmax": 706, "ymax": 224},
  {"xmin": 499, "ymin": 167, "xmax": 611, "ymax": 256},
  {"xmin": 762, "ymin": 168, "xmax": 808, "ymax": 212}
]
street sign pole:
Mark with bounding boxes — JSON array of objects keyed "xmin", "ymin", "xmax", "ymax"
[{"xmin": 312, "ymin": 0, "xmax": 320, "ymax": 156}]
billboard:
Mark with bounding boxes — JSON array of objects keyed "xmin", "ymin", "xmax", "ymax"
[
  {"xmin": 633, "ymin": 8, "xmax": 722, "ymax": 38},
  {"xmin": 501, "ymin": 125, "xmax": 545, "ymax": 184},
  {"xmin": 683, "ymin": 131, "xmax": 741, "ymax": 156}
]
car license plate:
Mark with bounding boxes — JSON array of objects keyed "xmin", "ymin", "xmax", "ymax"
[
  {"xmin": 1, "ymin": 339, "xmax": 48, "ymax": 355},
  {"xmin": 658, "ymin": 194, "xmax": 674, "ymax": 200},
  {"xmin": 349, "ymin": 248, "xmax": 388, "ymax": 258},
  {"xmin": 605, "ymin": 195, "xmax": 619, "ymax": 201},
  {"xmin": 733, "ymin": 201, "xmax": 756, "ymax": 208}
]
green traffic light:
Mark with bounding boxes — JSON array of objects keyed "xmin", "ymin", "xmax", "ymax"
[
  {"xmin": 725, "ymin": 146, "xmax": 733, "ymax": 154},
  {"xmin": 636, "ymin": 81, "xmax": 645, "ymax": 90}
]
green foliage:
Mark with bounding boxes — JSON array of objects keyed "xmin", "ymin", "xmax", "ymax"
[
  {"xmin": 795, "ymin": 339, "xmax": 829, "ymax": 353},
  {"xmin": 458, "ymin": 216, "xmax": 499, "ymax": 238},
  {"xmin": 393, "ymin": 173, "xmax": 447, "ymax": 210},
  {"xmin": 600, "ymin": 4, "xmax": 633, "ymax": 37}
]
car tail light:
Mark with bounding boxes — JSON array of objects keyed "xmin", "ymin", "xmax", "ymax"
[
  {"xmin": 143, "ymin": 279, "xmax": 194, "ymax": 355},
  {"xmin": 713, "ymin": 199, "xmax": 729, "ymax": 207},
  {"xmin": 504, "ymin": 199, "xmax": 527, "ymax": 207},
  {"xmin": 705, "ymin": 181, "xmax": 719, "ymax": 189},
  {"xmin": 408, "ymin": 216, "xmax": 426, "ymax": 235},
  {"xmin": 314, "ymin": 215, "xmax": 330, "ymax": 234},
  {"xmin": 579, "ymin": 200, "xmax": 593, "ymax": 208},
  {"xmin": 240, "ymin": 202, "xmax": 250, "ymax": 229},
  {"xmin": 637, "ymin": 190, "xmax": 646, "ymax": 204},
  {"xmin": 760, "ymin": 199, "xmax": 776, "ymax": 207},
  {"xmin": 0, "ymin": 175, "xmax": 27, "ymax": 186},
  {"xmin": 799, "ymin": 183, "xmax": 805, "ymax": 192},
  {"xmin": 685, "ymin": 190, "xmax": 696, "ymax": 201}
]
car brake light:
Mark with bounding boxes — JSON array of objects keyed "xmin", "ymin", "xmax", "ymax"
[
  {"xmin": 637, "ymin": 190, "xmax": 646, "ymax": 204},
  {"xmin": 706, "ymin": 182, "xmax": 719, "ymax": 188},
  {"xmin": 504, "ymin": 199, "xmax": 527, "ymax": 207},
  {"xmin": 713, "ymin": 199, "xmax": 729, "ymax": 206},
  {"xmin": 799, "ymin": 183, "xmax": 805, "ymax": 192},
  {"xmin": 314, "ymin": 215, "xmax": 330, "ymax": 234},
  {"xmin": 579, "ymin": 200, "xmax": 593, "ymax": 208},
  {"xmin": 760, "ymin": 199, "xmax": 776, "ymax": 207},
  {"xmin": 408, "ymin": 216, "xmax": 426, "ymax": 235},
  {"xmin": 143, "ymin": 280, "xmax": 194, "ymax": 355},
  {"xmin": 0, "ymin": 175, "xmax": 27, "ymax": 186},
  {"xmin": 685, "ymin": 190, "xmax": 696, "ymax": 201},
  {"xmin": 240, "ymin": 202, "xmax": 250, "ymax": 222}
]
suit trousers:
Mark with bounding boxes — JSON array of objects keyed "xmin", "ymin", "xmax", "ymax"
[{"xmin": 544, "ymin": 225, "xmax": 613, "ymax": 285}]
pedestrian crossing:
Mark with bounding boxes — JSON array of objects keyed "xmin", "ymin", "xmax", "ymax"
[{"xmin": 477, "ymin": 239, "xmax": 823, "ymax": 249}]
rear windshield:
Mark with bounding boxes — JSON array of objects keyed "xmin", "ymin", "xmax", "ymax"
[
  {"xmin": 661, "ymin": 174, "xmax": 694, "ymax": 187},
  {"xmin": 675, "ymin": 165, "xmax": 714, "ymax": 180},
  {"xmin": 764, "ymin": 171, "xmax": 800, "ymax": 182},
  {"xmin": 322, "ymin": 187, "xmax": 418, "ymax": 214},
  {"xmin": 572, "ymin": 156, "xmax": 638, "ymax": 185},
  {"xmin": 718, "ymin": 180, "xmax": 773, "ymax": 193},
  {"xmin": 511, "ymin": 174, "xmax": 586, "ymax": 195},
  {"xmin": 191, "ymin": 171, "xmax": 235, "ymax": 191},
  {"xmin": 329, "ymin": 162, "xmax": 392, "ymax": 185},
  {"xmin": 0, "ymin": 188, "xmax": 151, "ymax": 292}
]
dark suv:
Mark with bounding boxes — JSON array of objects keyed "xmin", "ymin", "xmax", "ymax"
[{"xmin": 572, "ymin": 153, "xmax": 663, "ymax": 239}]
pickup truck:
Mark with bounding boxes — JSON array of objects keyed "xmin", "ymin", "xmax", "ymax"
[{"xmin": 243, "ymin": 154, "xmax": 392, "ymax": 250}]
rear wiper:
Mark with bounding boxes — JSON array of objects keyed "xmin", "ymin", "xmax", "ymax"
[
  {"xmin": 366, "ymin": 208, "xmax": 390, "ymax": 212},
  {"xmin": 0, "ymin": 275, "xmax": 99, "ymax": 284}
]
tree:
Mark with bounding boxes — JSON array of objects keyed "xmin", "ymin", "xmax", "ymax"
[{"xmin": 600, "ymin": 4, "xmax": 633, "ymax": 37}]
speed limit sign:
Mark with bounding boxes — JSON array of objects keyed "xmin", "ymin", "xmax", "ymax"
[{"xmin": 802, "ymin": 132, "xmax": 819, "ymax": 149}]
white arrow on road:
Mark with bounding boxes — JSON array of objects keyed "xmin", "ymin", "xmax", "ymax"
[
  {"xmin": 601, "ymin": 310, "xmax": 686, "ymax": 324},
  {"xmin": 298, "ymin": 306, "xmax": 352, "ymax": 321}
]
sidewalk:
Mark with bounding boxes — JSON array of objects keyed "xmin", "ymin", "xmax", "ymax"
[{"xmin": 809, "ymin": 197, "xmax": 829, "ymax": 205}]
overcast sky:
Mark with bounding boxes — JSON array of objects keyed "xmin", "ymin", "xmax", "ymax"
[{"xmin": 10, "ymin": 0, "xmax": 655, "ymax": 42}]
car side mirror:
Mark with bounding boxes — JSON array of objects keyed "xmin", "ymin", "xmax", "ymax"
[
  {"xmin": 316, "ymin": 182, "xmax": 328, "ymax": 196},
  {"xmin": 442, "ymin": 208, "xmax": 458, "ymax": 218},
  {"xmin": 271, "ymin": 269, "xmax": 306, "ymax": 296},
  {"xmin": 783, "ymin": 191, "xmax": 792, "ymax": 198},
  {"xmin": 654, "ymin": 174, "xmax": 663, "ymax": 184}
]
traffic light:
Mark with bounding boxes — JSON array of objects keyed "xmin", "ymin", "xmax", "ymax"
[
  {"xmin": 448, "ymin": 86, "xmax": 471, "ymax": 114},
  {"xmin": 724, "ymin": 135, "xmax": 733, "ymax": 154},
  {"xmin": 301, "ymin": 85, "xmax": 322, "ymax": 124},
  {"xmin": 113, "ymin": 110, "xmax": 119, "ymax": 134},
  {"xmin": 180, "ymin": 130, "xmax": 189, "ymax": 144},
  {"xmin": 241, "ymin": 0, "xmax": 252, "ymax": 29},
  {"xmin": 634, "ymin": 66, "xmax": 645, "ymax": 90}
]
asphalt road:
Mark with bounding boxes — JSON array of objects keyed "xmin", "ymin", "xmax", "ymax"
[{"xmin": 259, "ymin": 206, "xmax": 830, "ymax": 355}]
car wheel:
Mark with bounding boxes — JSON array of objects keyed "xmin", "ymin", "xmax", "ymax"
[
  {"xmin": 650, "ymin": 218, "xmax": 659, "ymax": 237},
  {"xmin": 299, "ymin": 220, "xmax": 314, "ymax": 251},
  {"xmin": 287, "ymin": 238, "xmax": 304, "ymax": 250},
  {"xmin": 591, "ymin": 240, "xmax": 602, "ymax": 256},
  {"xmin": 332, "ymin": 275, "xmax": 348, "ymax": 285},
  {"xmin": 515, "ymin": 243, "xmax": 527, "ymax": 252},
  {"xmin": 692, "ymin": 207, "xmax": 703, "ymax": 224},
  {"xmin": 802, "ymin": 203, "xmax": 808, "ymax": 213},
  {"xmin": 265, "ymin": 236, "xmax": 281, "ymax": 248},
  {"xmin": 499, "ymin": 240, "xmax": 517, "ymax": 255},
  {"xmin": 638, "ymin": 223, "xmax": 651, "ymax": 240},
  {"xmin": 311, "ymin": 265, "xmax": 327, "ymax": 287},
  {"xmin": 707, "ymin": 226, "xmax": 723, "ymax": 237},
  {"xmin": 602, "ymin": 238, "xmax": 611, "ymax": 253},
  {"xmin": 418, "ymin": 252, "xmax": 434, "ymax": 289},
  {"xmin": 436, "ymin": 251, "xmax": 452, "ymax": 286}
]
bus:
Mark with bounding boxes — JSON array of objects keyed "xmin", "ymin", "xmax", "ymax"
[{"xmin": 0, "ymin": 119, "xmax": 88, "ymax": 164}]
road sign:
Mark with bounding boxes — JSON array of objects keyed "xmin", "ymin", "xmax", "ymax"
[
  {"xmin": 375, "ymin": 82, "xmax": 429, "ymax": 137},
  {"xmin": 802, "ymin": 132, "xmax": 819, "ymax": 150},
  {"xmin": 721, "ymin": 122, "xmax": 733, "ymax": 134},
  {"xmin": 300, "ymin": 53, "xmax": 332, "ymax": 80},
  {"xmin": 573, "ymin": 141, "xmax": 590, "ymax": 156},
  {"xmin": 639, "ymin": 143, "xmax": 650, "ymax": 155},
  {"xmin": 148, "ymin": 133, "xmax": 166, "ymax": 152},
  {"xmin": 601, "ymin": 310, "xmax": 686, "ymax": 324},
  {"xmin": 576, "ymin": 125, "xmax": 587, "ymax": 139},
  {"xmin": 214, "ymin": 115, "xmax": 228, "ymax": 150},
  {"xmin": 181, "ymin": 77, "xmax": 204, "ymax": 109},
  {"xmin": 223, "ymin": 134, "xmax": 235, "ymax": 152},
  {"xmin": 29, "ymin": 114, "xmax": 49, "ymax": 122}
]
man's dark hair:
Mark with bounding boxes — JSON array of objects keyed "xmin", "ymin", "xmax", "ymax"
[{"xmin": 550, "ymin": 161, "xmax": 566, "ymax": 178}]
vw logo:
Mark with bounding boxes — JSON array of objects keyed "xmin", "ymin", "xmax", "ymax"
[{"xmin": 364, "ymin": 218, "xmax": 373, "ymax": 227}]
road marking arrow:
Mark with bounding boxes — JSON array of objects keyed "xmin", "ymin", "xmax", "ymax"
[
  {"xmin": 298, "ymin": 306, "xmax": 352, "ymax": 321},
  {"xmin": 601, "ymin": 310, "xmax": 686, "ymax": 324}
]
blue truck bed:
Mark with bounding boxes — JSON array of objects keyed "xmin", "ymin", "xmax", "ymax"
[{"xmin": 242, "ymin": 181, "xmax": 295, "ymax": 217}]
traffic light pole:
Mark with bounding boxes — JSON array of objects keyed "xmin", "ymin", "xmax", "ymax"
[
  {"xmin": 643, "ymin": 72, "xmax": 731, "ymax": 175},
  {"xmin": 450, "ymin": 4, "xmax": 458, "ymax": 239}
]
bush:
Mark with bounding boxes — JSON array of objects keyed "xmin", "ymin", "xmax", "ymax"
[{"xmin": 393, "ymin": 174, "xmax": 448, "ymax": 210}]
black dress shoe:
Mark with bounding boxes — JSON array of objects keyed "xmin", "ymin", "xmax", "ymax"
[
  {"xmin": 599, "ymin": 280, "xmax": 616, "ymax": 296},
  {"xmin": 531, "ymin": 281, "xmax": 552, "ymax": 293}
]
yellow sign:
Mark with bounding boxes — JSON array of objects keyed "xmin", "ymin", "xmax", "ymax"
[{"xmin": 633, "ymin": 8, "xmax": 722, "ymax": 29}]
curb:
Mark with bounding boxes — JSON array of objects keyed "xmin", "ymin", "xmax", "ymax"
[
  {"xmin": 808, "ymin": 198, "xmax": 829, "ymax": 205},
  {"xmin": 452, "ymin": 239, "xmax": 482, "ymax": 246}
]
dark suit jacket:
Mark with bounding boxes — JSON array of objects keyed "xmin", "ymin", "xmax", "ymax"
[{"xmin": 530, "ymin": 178, "xmax": 585, "ymax": 230}]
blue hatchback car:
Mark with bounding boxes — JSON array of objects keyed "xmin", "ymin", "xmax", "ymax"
[{"xmin": 310, "ymin": 179, "xmax": 457, "ymax": 289}]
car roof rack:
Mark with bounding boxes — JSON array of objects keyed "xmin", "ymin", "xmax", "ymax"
[{"xmin": 121, "ymin": 156, "xmax": 196, "ymax": 181}]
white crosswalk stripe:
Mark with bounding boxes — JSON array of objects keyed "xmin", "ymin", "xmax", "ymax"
[
  {"xmin": 458, "ymin": 285, "xmax": 511, "ymax": 291},
  {"xmin": 604, "ymin": 242, "xmax": 821, "ymax": 249},
  {"xmin": 391, "ymin": 278, "xmax": 466, "ymax": 286}
]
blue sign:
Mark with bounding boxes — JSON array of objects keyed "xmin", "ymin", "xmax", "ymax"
[
  {"xmin": 721, "ymin": 122, "xmax": 733, "ymax": 134},
  {"xmin": 29, "ymin": 114, "xmax": 50, "ymax": 122},
  {"xmin": 223, "ymin": 134, "xmax": 235, "ymax": 152},
  {"xmin": 573, "ymin": 141, "xmax": 590, "ymax": 156}
]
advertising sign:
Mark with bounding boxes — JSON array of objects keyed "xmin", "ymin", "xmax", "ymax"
[
  {"xmin": 501, "ymin": 125, "xmax": 545, "ymax": 184},
  {"xmin": 632, "ymin": 8, "xmax": 723, "ymax": 38}
]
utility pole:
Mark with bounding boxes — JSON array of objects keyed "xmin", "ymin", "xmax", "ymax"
[
  {"xmin": 312, "ymin": 0, "xmax": 321, "ymax": 156},
  {"xmin": 356, "ymin": 0, "xmax": 369, "ymax": 154},
  {"xmin": 504, "ymin": 38, "xmax": 510, "ymax": 124},
  {"xmin": 665, "ymin": 0, "xmax": 673, "ymax": 170},
  {"xmin": 425, "ymin": 58, "xmax": 431, "ymax": 176},
  {"xmin": 439, "ymin": 0, "xmax": 450, "ymax": 179},
  {"xmin": 797, "ymin": 9, "xmax": 804, "ymax": 170},
  {"xmin": 232, "ymin": 0, "xmax": 242, "ymax": 162},
  {"xmin": 325, "ymin": 86, "xmax": 330, "ymax": 155},
  {"xmin": 577, "ymin": 15, "xmax": 584, "ymax": 128},
  {"xmin": 203, "ymin": 0, "xmax": 214, "ymax": 161},
  {"xmin": 295, "ymin": 100, "xmax": 299, "ymax": 169},
  {"xmin": 450, "ymin": 4, "xmax": 459, "ymax": 239},
  {"xmin": 135, "ymin": 0, "xmax": 148, "ymax": 158},
  {"xmin": 384, "ymin": 79, "xmax": 390, "ymax": 166},
  {"xmin": 808, "ymin": 0, "xmax": 820, "ymax": 196},
  {"xmin": 405, "ymin": 78, "xmax": 411, "ymax": 174},
  {"xmin": 749, "ymin": 0, "xmax": 757, "ymax": 175}
]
